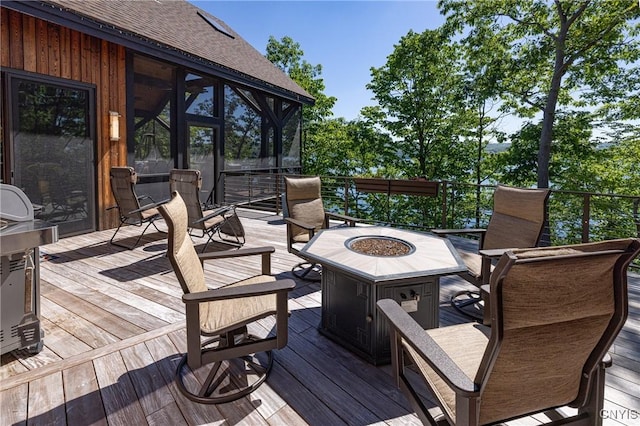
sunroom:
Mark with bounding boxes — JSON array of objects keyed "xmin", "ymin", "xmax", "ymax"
[{"xmin": 1, "ymin": 0, "xmax": 313, "ymax": 237}]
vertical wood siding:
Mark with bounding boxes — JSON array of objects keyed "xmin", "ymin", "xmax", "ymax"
[{"xmin": 1, "ymin": 8, "xmax": 127, "ymax": 230}]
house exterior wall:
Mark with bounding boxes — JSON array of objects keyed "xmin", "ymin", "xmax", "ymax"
[{"xmin": 2, "ymin": 8, "xmax": 128, "ymax": 230}]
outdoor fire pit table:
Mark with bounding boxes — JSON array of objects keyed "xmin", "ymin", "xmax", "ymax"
[{"xmin": 300, "ymin": 226, "xmax": 466, "ymax": 365}]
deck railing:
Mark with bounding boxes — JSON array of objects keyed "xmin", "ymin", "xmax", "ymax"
[{"xmin": 221, "ymin": 171, "xmax": 640, "ymax": 268}]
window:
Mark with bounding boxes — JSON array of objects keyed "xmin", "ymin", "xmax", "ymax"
[
  {"xmin": 224, "ymin": 85, "xmax": 262, "ymax": 170},
  {"xmin": 130, "ymin": 55, "xmax": 176, "ymax": 200},
  {"xmin": 6, "ymin": 73, "xmax": 95, "ymax": 236}
]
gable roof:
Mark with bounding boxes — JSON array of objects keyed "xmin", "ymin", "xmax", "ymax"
[{"xmin": 6, "ymin": 0, "xmax": 314, "ymax": 104}]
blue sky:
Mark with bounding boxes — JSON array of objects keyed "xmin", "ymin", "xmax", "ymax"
[{"xmin": 193, "ymin": 1, "xmax": 445, "ymax": 120}]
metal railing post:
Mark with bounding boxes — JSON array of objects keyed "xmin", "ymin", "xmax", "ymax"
[
  {"xmin": 441, "ymin": 181, "xmax": 448, "ymax": 228},
  {"xmin": 276, "ymin": 172, "xmax": 281, "ymax": 214},
  {"xmin": 582, "ymin": 193, "xmax": 591, "ymax": 243},
  {"xmin": 344, "ymin": 177, "xmax": 350, "ymax": 216}
]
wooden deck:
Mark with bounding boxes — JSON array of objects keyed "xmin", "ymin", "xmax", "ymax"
[{"xmin": 1, "ymin": 209, "xmax": 639, "ymax": 425}]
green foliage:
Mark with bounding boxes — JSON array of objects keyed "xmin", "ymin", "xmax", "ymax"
[
  {"xmin": 439, "ymin": 0, "xmax": 640, "ymax": 187},
  {"xmin": 266, "ymin": 36, "xmax": 336, "ymax": 123},
  {"xmin": 303, "ymin": 116, "xmax": 396, "ymax": 178},
  {"xmin": 366, "ymin": 28, "xmax": 475, "ymax": 182},
  {"xmin": 262, "ymin": 15, "xmax": 639, "ymax": 243}
]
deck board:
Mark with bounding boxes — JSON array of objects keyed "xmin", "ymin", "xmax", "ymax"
[
  {"xmin": 1, "ymin": 209, "xmax": 639, "ymax": 425},
  {"xmin": 93, "ymin": 352, "xmax": 148, "ymax": 426},
  {"xmin": 62, "ymin": 361, "xmax": 108, "ymax": 426},
  {"xmin": 27, "ymin": 371, "xmax": 66, "ymax": 426}
]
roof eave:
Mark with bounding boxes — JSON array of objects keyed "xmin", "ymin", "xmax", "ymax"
[{"xmin": 3, "ymin": 0, "xmax": 315, "ymax": 105}]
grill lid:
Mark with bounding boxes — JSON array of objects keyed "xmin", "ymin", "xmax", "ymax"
[{"xmin": 0, "ymin": 184, "xmax": 34, "ymax": 222}]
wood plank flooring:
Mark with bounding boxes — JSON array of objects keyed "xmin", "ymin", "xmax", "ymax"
[{"xmin": 1, "ymin": 209, "xmax": 639, "ymax": 425}]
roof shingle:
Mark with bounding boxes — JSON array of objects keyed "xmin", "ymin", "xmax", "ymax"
[{"xmin": 42, "ymin": 0, "xmax": 313, "ymax": 102}]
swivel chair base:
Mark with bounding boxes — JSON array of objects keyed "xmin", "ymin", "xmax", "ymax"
[
  {"xmin": 450, "ymin": 289, "xmax": 484, "ymax": 322},
  {"xmin": 176, "ymin": 334, "xmax": 273, "ymax": 404},
  {"xmin": 292, "ymin": 262, "xmax": 321, "ymax": 282}
]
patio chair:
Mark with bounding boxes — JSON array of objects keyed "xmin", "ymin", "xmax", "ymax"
[
  {"xmin": 159, "ymin": 191, "xmax": 295, "ymax": 404},
  {"xmin": 169, "ymin": 169, "xmax": 245, "ymax": 252},
  {"xmin": 432, "ymin": 184, "xmax": 550, "ymax": 321},
  {"xmin": 377, "ymin": 238, "xmax": 640, "ymax": 426},
  {"xmin": 284, "ymin": 175, "xmax": 361, "ymax": 281},
  {"xmin": 107, "ymin": 166, "xmax": 164, "ymax": 249}
]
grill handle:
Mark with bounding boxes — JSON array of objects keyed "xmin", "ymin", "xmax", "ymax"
[{"xmin": 23, "ymin": 249, "xmax": 34, "ymax": 314}]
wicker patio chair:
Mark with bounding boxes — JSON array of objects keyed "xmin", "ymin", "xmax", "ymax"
[
  {"xmin": 159, "ymin": 191, "xmax": 295, "ymax": 404},
  {"xmin": 284, "ymin": 176, "xmax": 361, "ymax": 281},
  {"xmin": 107, "ymin": 166, "xmax": 164, "ymax": 249},
  {"xmin": 432, "ymin": 184, "xmax": 550, "ymax": 321},
  {"xmin": 378, "ymin": 238, "xmax": 640, "ymax": 426},
  {"xmin": 169, "ymin": 169, "xmax": 245, "ymax": 252}
]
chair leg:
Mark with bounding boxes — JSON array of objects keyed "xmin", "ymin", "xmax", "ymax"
[
  {"xmin": 200, "ymin": 229, "xmax": 225, "ymax": 253},
  {"xmin": 150, "ymin": 219, "xmax": 166, "ymax": 234},
  {"xmin": 577, "ymin": 360, "xmax": 607, "ymax": 426},
  {"xmin": 218, "ymin": 227, "xmax": 245, "ymax": 247},
  {"xmin": 109, "ymin": 219, "xmax": 155, "ymax": 250},
  {"xmin": 218, "ymin": 211, "xmax": 246, "ymax": 247},
  {"xmin": 201, "ymin": 227, "xmax": 242, "ymax": 253},
  {"xmin": 109, "ymin": 220, "xmax": 126, "ymax": 246}
]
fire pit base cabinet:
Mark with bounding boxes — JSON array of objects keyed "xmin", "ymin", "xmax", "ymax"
[
  {"xmin": 321, "ymin": 266, "xmax": 438, "ymax": 365},
  {"xmin": 301, "ymin": 227, "xmax": 466, "ymax": 365}
]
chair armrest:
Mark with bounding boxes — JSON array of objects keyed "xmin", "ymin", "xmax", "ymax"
[
  {"xmin": 284, "ymin": 217, "xmax": 316, "ymax": 231},
  {"xmin": 326, "ymin": 212, "xmax": 360, "ymax": 226},
  {"xmin": 478, "ymin": 248, "xmax": 510, "ymax": 286},
  {"xmin": 193, "ymin": 205, "xmax": 233, "ymax": 225},
  {"xmin": 377, "ymin": 299, "xmax": 479, "ymax": 396},
  {"xmin": 198, "ymin": 246, "xmax": 275, "ymax": 261},
  {"xmin": 431, "ymin": 228, "xmax": 487, "ymax": 237},
  {"xmin": 199, "ymin": 246, "xmax": 275, "ymax": 275},
  {"xmin": 182, "ymin": 279, "xmax": 296, "ymax": 304},
  {"xmin": 129, "ymin": 198, "xmax": 170, "ymax": 215},
  {"xmin": 478, "ymin": 248, "xmax": 510, "ymax": 258}
]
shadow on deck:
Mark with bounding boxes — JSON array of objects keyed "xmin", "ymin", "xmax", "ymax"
[{"xmin": 0, "ymin": 209, "xmax": 638, "ymax": 425}]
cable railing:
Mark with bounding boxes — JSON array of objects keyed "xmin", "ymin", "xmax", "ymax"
[{"xmin": 220, "ymin": 171, "xmax": 640, "ymax": 269}]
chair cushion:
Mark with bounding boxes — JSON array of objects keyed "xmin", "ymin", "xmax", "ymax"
[
  {"xmin": 404, "ymin": 323, "xmax": 489, "ymax": 424},
  {"xmin": 200, "ymin": 275, "xmax": 278, "ymax": 334},
  {"xmin": 456, "ymin": 250, "xmax": 494, "ymax": 280},
  {"xmin": 140, "ymin": 207, "xmax": 159, "ymax": 220},
  {"xmin": 292, "ymin": 233, "xmax": 311, "ymax": 244},
  {"xmin": 201, "ymin": 209, "xmax": 226, "ymax": 229},
  {"xmin": 289, "ymin": 198, "xmax": 326, "ymax": 238},
  {"xmin": 483, "ymin": 186, "xmax": 548, "ymax": 250},
  {"xmin": 160, "ymin": 193, "xmax": 207, "ymax": 294},
  {"xmin": 285, "ymin": 176, "xmax": 322, "ymax": 201}
]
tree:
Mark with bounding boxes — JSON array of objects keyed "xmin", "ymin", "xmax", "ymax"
[
  {"xmin": 367, "ymin": 28, "xmax": 473, "ymax": 181},
  {"xmin": 440, "ymin": 0, "xmax": 640, "ymax": 188},
  {"xmin": 265, "ymin": 36, "xmax": 336, "ymax": 123}
]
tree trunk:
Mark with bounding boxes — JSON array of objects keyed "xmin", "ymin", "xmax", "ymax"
[
  {"xmin": 475, "ymin": 103, "xmax": 485, "ymax": 227},
  {"xmin": 538, "ymin": 17, "xmax": 569, "ymax": 189},
  {"xmin": 538, "ymin": 58, "xmax": 565, "ymax": 189}
]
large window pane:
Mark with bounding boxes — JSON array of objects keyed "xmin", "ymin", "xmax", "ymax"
[
  {"xmin": 188, "ymin": 125, "xmax": 215, "ymax": 201},
  {"xmin": 283, "ymin": 106, "xmax": 301, "ymax": 168},
  {"xmin": 12, "ymin": 78, "xmax": 95, "ymax": 236},
  {"xmin": 186, "ymin": 73, "xmax": 216, "ymax": 117},
  {"xmin": 224, "ymin": 85, "xmax": 261, "ymax": 170},
  {"xmin": 132, "ymin": 55, "xmax": 175, "ymax": 201}
]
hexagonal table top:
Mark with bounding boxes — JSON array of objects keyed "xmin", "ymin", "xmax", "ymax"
[{"xmin": 300, "ymin": 226, "xmax": 467, "ymax": 283}]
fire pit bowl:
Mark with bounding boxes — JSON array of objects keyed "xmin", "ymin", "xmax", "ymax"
[{"xmin": 345, "ymin": 236, "xmax": 415, "ymax": 257}]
